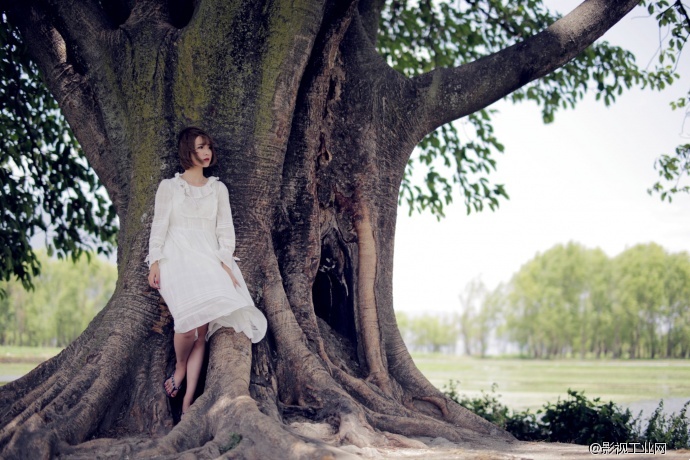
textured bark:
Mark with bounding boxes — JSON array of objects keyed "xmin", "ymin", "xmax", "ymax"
[{"xmin": 0, "ymin": 0, "xmax": 639, "ymax": 458}]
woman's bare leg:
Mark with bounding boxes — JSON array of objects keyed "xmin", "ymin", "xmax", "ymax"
[
  {"xmin": 164, "ymin": 328, "xmax": 197, "ymax": 397},
  {"xmin": 182, "ymin": 323, "xmax": 208, "ymax": 413}
]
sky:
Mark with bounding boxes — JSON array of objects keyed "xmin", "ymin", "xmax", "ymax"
[{"xmin": 392, "ymin": 2, "xmax": 690, "ymax": 315}]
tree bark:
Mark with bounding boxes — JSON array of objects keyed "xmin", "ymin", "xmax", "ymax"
[{"xmin": 0, "ymin": 0, "xmax": 640, "ymax": 458}]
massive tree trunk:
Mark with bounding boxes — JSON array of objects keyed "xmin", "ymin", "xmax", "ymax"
[{"xmin": 1, "ymin": 0, "xmax": 639, "ymax": 458}]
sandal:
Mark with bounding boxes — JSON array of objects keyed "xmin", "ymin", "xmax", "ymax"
[{"xmin": 164, "ymin": 373, "xmax": 180, "ymax": 398}]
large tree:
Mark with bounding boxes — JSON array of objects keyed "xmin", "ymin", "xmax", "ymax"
[{"xmin": 0, "ymin": 0, "xmax": 681, "ymax": 458}]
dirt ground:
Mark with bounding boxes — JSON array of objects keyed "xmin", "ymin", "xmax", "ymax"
[
  {"xmin": 338, "ymin": 436, "xmax": 690, "ymax": 459},
  {"xmin": 286, "ymin": 421, "xmax": 689, "ymax": 459}
]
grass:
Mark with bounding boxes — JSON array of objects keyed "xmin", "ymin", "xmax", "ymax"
[
  {"xmin": 411, "ymin": 353, "xmax": 690, "ymax": 411},
  {"xmin": 0, "ymin": 346, "xmax": 62, "ymax": 384},
  {"xmin": 0, "ymin": 346, "xmax": 63, "ymax": 361}
]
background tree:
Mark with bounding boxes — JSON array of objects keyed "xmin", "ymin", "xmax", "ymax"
[
  {"xmin": 411, "ymin": 314, "xmax": 459, "ymax": 353},
  {"xmin": 457, "ymin": 278, "xmax": 501, "ymax": 357},
  {"xmin": 505, "ymin": 243, "xmax": 613, "ymax": 358},
  {"xmin": 395, "ymin": 311, "xmax": 459, "ymax": 353},
  {"xmin": 0, "ymin": 0, "xmax": 686, "ymax": 458},
  {"xmin": 614, "ymin": 243, "xmax": 671, "ymax": 359},
  {"xmin": 663, "ymin": 252, "xmax": 690, "ymax": 357},
  {"xmin": 0, "ymin": 251, "xmax": 116, "ymax": 347},
  {"xmin": 501, "ymin": 242, "xmax": 690, "ymax": 359}
]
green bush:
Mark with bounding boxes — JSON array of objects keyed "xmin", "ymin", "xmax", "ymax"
[
  {"xmin": 442, "ymin": 380, "xmax": 690, "ymax": 448},
  {"xmin": 540, "ymin": 389, "xmax": 635, "ymax": 444},
  {"xmin": 643, "ymin": 400, "xmax": 690, "ymax": 449},
  {"xmin": 442, "ymin": 380, "xmax": 546, "ymax": 441}
]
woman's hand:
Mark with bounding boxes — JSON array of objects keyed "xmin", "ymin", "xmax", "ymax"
[
  {"xmin": 148, "ymin": 262, "xmax": 161, "ymax": 289},
  {"xmin": 221, "ymin": 262, "xmax": 241, "ymax": 288}
]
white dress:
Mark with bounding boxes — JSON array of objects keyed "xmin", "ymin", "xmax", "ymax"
[{"xmin": 146, "ymin": 173, "xmax": 267, "ymax": 343}]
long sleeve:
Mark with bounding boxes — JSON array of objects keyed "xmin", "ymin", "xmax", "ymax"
[
  {"xmin": 215, "ymin": 181, "xmax": 237, "ymax": 267},
  {"xmin": 146, "ymin": 180, "xmax": 172, "ymax": 267}
]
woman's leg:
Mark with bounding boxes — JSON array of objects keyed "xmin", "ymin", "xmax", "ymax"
[
  {"xmin": 182, "ymin": 323, "xmax": 208, "ymax": 413},
  {"xmin": 164, "ymin": 328, "xmax": 197, "ymax": 397}
]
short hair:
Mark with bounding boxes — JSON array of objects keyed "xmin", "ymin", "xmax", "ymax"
[{"xmin": 177, "ymin": 126, "xmax": 217, "ymax": 170}]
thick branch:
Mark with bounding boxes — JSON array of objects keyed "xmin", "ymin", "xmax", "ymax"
[
  {"xmin": 358, "ymin": 0, "xmax": 386, "ymax": 44},
  {"xmin": 44, "ymin": 0, "xmax": 112, "ymax": 67},
  {"xmin": 6, "ymin": 3, "xmax": 126, "ymax": 212},
  {"xmin": 413, "ymin": 0, "xmax": 640, "ymax": 136}
]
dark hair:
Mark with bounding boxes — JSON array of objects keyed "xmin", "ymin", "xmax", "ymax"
[{"xmin": 177, "ymin": 126, "xmax": 217, "ymax": 170}]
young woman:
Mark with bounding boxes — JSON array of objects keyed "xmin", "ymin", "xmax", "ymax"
[{"xmin": 147, "ymin": 127, "xmax": 267, "ymax": 415}]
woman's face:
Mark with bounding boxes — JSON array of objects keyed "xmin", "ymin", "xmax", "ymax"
[{"xmin": 194, "ymin": 136, "xmax": 213, "ymax": 167}]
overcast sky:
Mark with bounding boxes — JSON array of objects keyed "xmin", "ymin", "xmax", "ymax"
[{"xmin": 392, "ymin": 3, "xmax": 690, "ymax": 314}]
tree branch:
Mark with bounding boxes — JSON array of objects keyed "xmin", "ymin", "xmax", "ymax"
[
  {"xmin": 412, "ymin": 0, "xmax": 641, "ymax": 137},
  {"xmin": 44, "ymin": 0, "xmax": 113, "ymax": 69},
  {"xmin": 7, "ymin": 3, "xmax": 126, "ymax": 212},
  {"xmin": 358, "ymin": 0, "xmax": 386, "ymax": 44}
]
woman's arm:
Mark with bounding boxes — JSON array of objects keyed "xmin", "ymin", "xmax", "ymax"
[
  {"xmin": 215, "ymin": 181, "xmax": 237, "ymax": 265},
  {"xmin": 147, "ymin": 180, "xmax": 172, "ymax": 288},
  {"xmin": 215, "ymin": 182, "xmax": 241, "ymax": 288}
]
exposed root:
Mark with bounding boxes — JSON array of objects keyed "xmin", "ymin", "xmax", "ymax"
[
  {"xmin": 332, "ymin": 366, "xmax": 407, "ymax": 416},
  {"xmin": 4, "ymin": 413, "xmax": 59, "ymax": 460},
  {"xmin": 367, "ymin": 411, "xmax": 491, "ymax": 444},
  {"xmin": 0, "ymin": 352, "xmax": 116, "ymax": 458},
  {"xmin": 353, "ymin": 202, "xmax": 393, "ymax": 396},
  {"xmin": 415, "ymin": 395, "xmax": 451, "ymax": 418},
  {"xmin": 383, "ymin": 321, "xmax": 514, "ymax": 440},
  {"xmin": 0, "ymin": 372, "xmax": 65, "ymax": 447}
]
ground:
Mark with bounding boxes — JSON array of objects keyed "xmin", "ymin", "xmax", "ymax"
[{"xmin": 332, "ymin": 434, "xmax": 690, "ymax": 459}]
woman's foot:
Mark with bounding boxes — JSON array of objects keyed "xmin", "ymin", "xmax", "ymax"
[
  {"xmin": 164, "ymin": 366, "xmax": 186, "ymax": 398},
  {"xmin": 163, "ymin": 373, "xmax": 179, "ymax": 397}
]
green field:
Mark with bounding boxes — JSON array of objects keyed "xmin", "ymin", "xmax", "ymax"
[
  {"xmin": 0, "ymin": 346, "xmax": 63, "ymax": 382},
  {"xmin": 412, "ymin": 353, "xmax": 690, "ymax": 411},
  {"xmin": 2, "ymin": 347, "xmax": 688, "ymax": 414}
]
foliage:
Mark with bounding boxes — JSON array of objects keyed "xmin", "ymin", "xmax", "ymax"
[
  {"xmin": 501, "ymin": 242, "xmax": 690, "ymax": 359},
  {"xmin": 443, "ymin": 380, "xmax": 511, "ymax": 427},
  {"xmin": 379, "ymin": 1, "xmax": 682, "ymax": 217},
  {"xmin": 0, "ymin": 14, "xmax": 118, "ymax": 294},
  {"xmin": 643, "ymin": 0, "xmax": 690, "ymax": 202},
  {"xmin": 649, "ymin": 144, "xmax": 690, "ymax": 201},
  {"xmin": 396, "ymin": 311, "xmax": 458, "ymax": 353},
  {"xmin": 0, "ymin": 250, "xmax": 116, "ymax": 347},
  {"xmin": 443, "ymin": 382, "xmax": 690, "ymax": 448},
  {"xmin": 457, "ymin": 278, "xmax": 502, "ymax": 357},
  {"xmin": 541, "ymin": 389, "xmax": 636, "ymax": 444},
  {"xmin": 643, "ymin": 400, "xmax": 690, "ymax": 449}
]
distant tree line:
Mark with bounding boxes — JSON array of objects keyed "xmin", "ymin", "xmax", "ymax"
[
  {"xmin": 0, "ymin": 251, "xmax": 116, "ymax": 347},
  {"xmin": 396, "ymin": 311, "xmax": 458, "ymax": 354},
  {"xmin": 504, "ymin": 242, "xmax": 690, "ymax": 359},
  {"xmin": 398, "ymin": 243, "xmax": 690, "ymax": 359}
]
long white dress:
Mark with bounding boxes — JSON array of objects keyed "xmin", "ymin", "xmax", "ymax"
[{"xmin": 146, "ymin": 173, "xmax": 267, "ymax": 343}]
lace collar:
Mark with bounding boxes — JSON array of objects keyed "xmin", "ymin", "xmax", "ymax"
[{"xmin": 174, "ymin": 173, "xmax": 218, "ymax": 198}]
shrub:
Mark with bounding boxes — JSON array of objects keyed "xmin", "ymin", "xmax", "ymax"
[
  {"xmin": 540, "ymin": 389, "xmax": 635, "ymax": 444},
  {"xmin": 442, "ymin": 380, "xmax": 547, "ymax": 441},
  {"xmin": 643, "ymin": 400, "xmax": 690, "ymax": 450},
  {"xmin": 443, "ymin": 381, "xmax": 690, "ymax": 448}
]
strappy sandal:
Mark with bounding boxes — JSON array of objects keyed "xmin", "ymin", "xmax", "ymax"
[{"xmin": 164, "ymin": 373, "xmax": 180, "ymax": 398}]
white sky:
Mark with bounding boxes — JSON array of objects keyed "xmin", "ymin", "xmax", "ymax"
[{"xmin": 392, "ymin": 3, "xmax": 690, "ymax": 314}]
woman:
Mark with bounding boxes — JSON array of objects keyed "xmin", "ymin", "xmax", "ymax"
[{"xmin": 147, "ymin": 127, "xmax": 267, "ymax": 415}]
